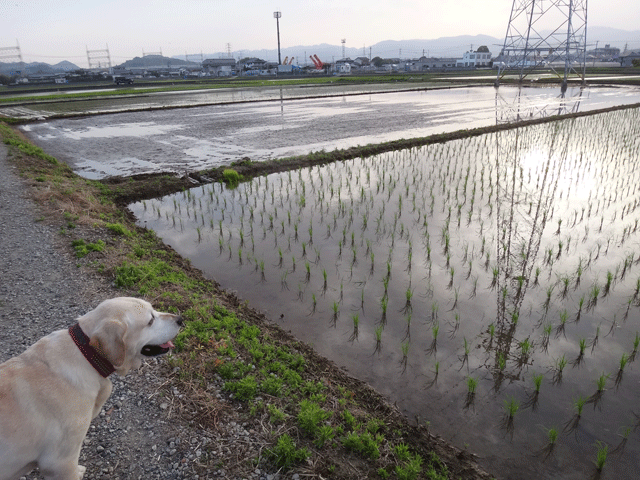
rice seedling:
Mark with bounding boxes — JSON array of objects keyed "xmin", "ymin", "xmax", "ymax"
[
  {"xmin": 553, "ymin": 309, "xmax": 568, "ymax": 339},
  {"xmin": 400, "ymin": 341, "xmax": 409, "ymax": 373},
  {"xmin": 488, "ymin": 323, "xmax": 495, "ymax": 342},
  {"xmin": 594, "ymin": 441, "xmax": 608, "ymax": 472},
  {"xmin": 615, "ymin": 353, "xmax": 629, "ymax": 387},
  {"xmin": 553, "ymin": 355, "xmax": 567, "ymax": 384},
  {"xmin": 330, "ymin": 301, "xmax": 340, "ymax": 327},
  {"xmin": 401, "ymin": 286, "xmax": 413, "ymax": 314},
  {"xmin": 544, "ymin": 285, "xmax": 554, "ymax": 312},
  {"xmin": 430, "ymin": 301, "xmax": 439, "ymax": 322},
  {"xmin": 603, "ymin": 270, "xmax": 614, "ymax": 296},
  {"xmin": 591, "ymin": 325, "xmax": 600, "ymax": 353},
  {"xmin": 349, "ymin": 314, "xmax": 359, "ymax": 342},
  {"xmin": 501, "ymin": 397, "xmax": 520, "ymax": 436},
  {"xmin": 374, "ymin": 325, "xmax": 383, "ymax": 354},
  {"xmin": 504, "ymin": 397, "xmax": 520, "ymax": 419},
  {"xmin": 596, "ymin": 372, "xmax": 608, "ymax": 392},
  {"xmin": 519, "ymin": 338, "xmax": 531, "ymax": 364},
  {"xmin": 403, "ymin": 314, "xmax": 412, "ymax": 340},
  {"xmin": 426, "ymin": 322, "xmax": 439, "ymax": 356},
  {"xmin": 497, "ymin": 352, "xmax": 507, "ymax": 371},
  {"xmin": 631, "ymin": 332, "xmax": 640, "ymax": 361},
  {"xmin": 588, "ymin": 282, "xmax": 600, "ymax": 310},
  {"xmin": 490, "ymin": 267, "xmax": 499, "ymax": 290},
  {"xmin": 464, "ymin": 376, "xmax": 478, "ymax": 410},
  {"xmin": 533, "ymin": 373, "xmax": 543, "ymax": 393},
  {"xmin": 563, "ymin": 395, "xmax": 586, "ymax": 434}
]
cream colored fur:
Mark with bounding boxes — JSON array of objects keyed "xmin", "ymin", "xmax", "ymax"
[{"xmin": 0, "ymin": 297, "xmax": 182, "ymax": 480}]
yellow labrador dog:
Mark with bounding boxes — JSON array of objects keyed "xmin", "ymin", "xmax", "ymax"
[{"xmin": 0, "ymin": 297, "xmax": 182, "ymax": 480}]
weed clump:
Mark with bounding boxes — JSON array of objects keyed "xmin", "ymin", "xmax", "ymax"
[
  {"xmin": 105, "ymin": 222, "xmax": 133, "ymax": 237},
  {"xmin": 72, "ymin": 238, "xmax": 105, "ymax": 258},
  {"xmin": 222, "ymin": 168, "xmax": 243, "ymax": 187},
  {"xmin": 266, "ymin": 433, "xmax": 310, "ymax": 470}
]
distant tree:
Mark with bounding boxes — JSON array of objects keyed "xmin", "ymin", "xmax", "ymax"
[
  {"xmin": 372, "ymin": 56, "xmax": 384, "ymax": 68},
  {"xmin": 0, "ymin": 74, "xmax": 11, "ymax": 85},
  {"xmin": 477, "ymin": 45, "xmax": 490, "ymax": 53},
  {"xmin": 633, "ymin": 59, "xmax": 640, "ymax": 68}
]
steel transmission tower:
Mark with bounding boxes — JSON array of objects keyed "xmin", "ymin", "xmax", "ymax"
[
  {"xmin": 495, "ymin": 0, "xmax": 588, "ymax": 91},
  {"xmin": 0, "ymin": 41, "xmax": 23, "ymax": 76},
  {"xmin": 86, "ymin": 45, "xmax": 112, "ymax": 70}
]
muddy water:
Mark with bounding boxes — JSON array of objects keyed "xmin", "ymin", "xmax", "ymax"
[
  {"xmin": 21, "ymin": 85, "xmax": 640, "ymax": 179},
  {"xmin": 130, "ymin": 108, "xmax": 640, "ymax": 479}
]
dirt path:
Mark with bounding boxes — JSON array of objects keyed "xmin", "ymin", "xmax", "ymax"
[{"xmin": 0, "ymin": 143, "xmax": 259, "ymax": 480}]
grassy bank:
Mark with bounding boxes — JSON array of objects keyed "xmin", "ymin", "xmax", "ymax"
[{"xmin": 0, "ymin": 122, "xmax": 493, "ymax": 479}]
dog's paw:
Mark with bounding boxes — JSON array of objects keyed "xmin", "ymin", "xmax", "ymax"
[{"xmin": 78, "ymin": 465, "xmax": 87, "ymax": 479}]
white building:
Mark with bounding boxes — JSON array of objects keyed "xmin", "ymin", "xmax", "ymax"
[
  {"xmin": 202, "ymin": 58, "xmax": 237, "ymax": 76},
  {"xmin": 456, "ymin": 48, "xmax": 493, "ymax": 67}
]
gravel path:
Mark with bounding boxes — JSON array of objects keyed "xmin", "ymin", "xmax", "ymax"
[{"xmin": 0, "ymin": 143, "xmax": 270, "ymax": 480}]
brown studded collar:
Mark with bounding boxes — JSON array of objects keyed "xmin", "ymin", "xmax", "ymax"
[{"xmin": 68, "ymin": 323, "xmax": 115, "ymax": 378}]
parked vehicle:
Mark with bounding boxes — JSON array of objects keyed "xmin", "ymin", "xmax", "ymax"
[{"xmin": 113, "ymin": 76, "xmax": 133, "ymax": 85}]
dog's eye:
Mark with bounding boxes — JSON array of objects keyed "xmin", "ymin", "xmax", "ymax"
[{"xmin": 148, "ymin": 316, "xmax": 155, "ymax": 326}]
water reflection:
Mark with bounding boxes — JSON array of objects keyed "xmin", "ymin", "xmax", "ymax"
[
  {"xmin": 21, "ymin": 85, "xmax": 640, "ymax": 179},
  {"xmin": 491, "ymin": 118, "xmax": 575, "ymax": 393},
  {"xmin": 495, "ymin": 86, "xmax": 586, "ymax": 124}
]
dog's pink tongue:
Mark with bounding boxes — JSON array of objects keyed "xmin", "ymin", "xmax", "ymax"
[{"xmin": 161, "ymin": 341, "xmax": 175, "ymax": 349}]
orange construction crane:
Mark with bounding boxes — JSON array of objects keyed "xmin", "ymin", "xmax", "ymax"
[{"xmin": 309, "ymin": 54, "xmax": 324, "ymax": 69}]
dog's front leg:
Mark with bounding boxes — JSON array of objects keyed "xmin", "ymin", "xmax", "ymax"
[
  {"xmin": 41, "ymin": 463, "xmax": 85, "ymax": 480},
  {"xmin": 92, "ymin": 381, "xmax": 112, "ymax": 419}
]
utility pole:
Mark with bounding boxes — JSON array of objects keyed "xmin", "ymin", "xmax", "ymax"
[{"xmin": 274, "ymin": 11, "xmax": 282, "ymax": 65}]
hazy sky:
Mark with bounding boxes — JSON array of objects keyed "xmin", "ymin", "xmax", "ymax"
[{"xmin": 1, "ymin": 0, "xmax": 639, "ymax": 66}]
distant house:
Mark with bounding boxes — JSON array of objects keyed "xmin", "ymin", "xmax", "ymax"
[
  {"xmin": 202, "ymin": 58, "xmax": 236, "ymax": 76},
  {"xmin": 620, "ymin": 50, "xmax": 640, "ymax": 67},
  {"xmin": 456, "ymin": 48, "xmax": 493, "ymax": 67},
  {"xmin": 407, "ymin": 56, "xmax": 457, "ymax": 71},
  {"xmin": 588, "ymin": 44, "xmax": 620, "ymax": 61},
  {"xmin": 334, "ymin": 58, "xmax": 353, "ymax": 73},
  {"xmin": 238, "ymin": 58, "xmax": 267, "ymax": 70}
]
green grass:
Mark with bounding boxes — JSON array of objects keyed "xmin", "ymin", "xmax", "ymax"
[
  {"xmin": 71, "ymin": 238, "xmax": 105, "ymax": 258},
  {"xmin": 105, "ymin": 222, "xmax": 133, "ymax": 237},
  {"xmin": 0, "ymin": 123, "xmax": 59, "ymax": 164},
  {"xmin": 266, "ymin": 434, "xmax": 310, "ymax": 470},
  {"xmin": 297, "ymin": 400, "xmax": 331, "ymax": 437},
  {"xmin": 342, "ymin": 431, "xmax": 383, "ymax": 460}
]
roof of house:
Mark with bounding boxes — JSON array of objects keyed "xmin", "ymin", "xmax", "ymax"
[{"xmin": 203, "ymin": 58, "xmax": 237, "ymax": 67}]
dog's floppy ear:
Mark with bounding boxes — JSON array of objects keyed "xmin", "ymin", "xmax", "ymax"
[{"xmin": 89, "ymin": 320, "xmax": 127, "ymax": 368}]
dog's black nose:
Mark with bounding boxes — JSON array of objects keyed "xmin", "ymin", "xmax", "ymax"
[{"xmin": 176, "ymin": 316, "xmax": 184, "ymax": 327}]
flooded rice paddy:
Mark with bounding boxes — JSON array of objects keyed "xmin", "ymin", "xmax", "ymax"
[
  {"xmin": 21, "ymin": 84, "xmax": 640, "ymax": 179},
  {"xmin": 130, "ymin": 107, "xmax": 640, "ymax": 479}
]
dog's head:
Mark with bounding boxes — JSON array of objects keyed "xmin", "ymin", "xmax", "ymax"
[{"xmin": 78, "ymin": 297, "xmax": 183, "ymax": 375}]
